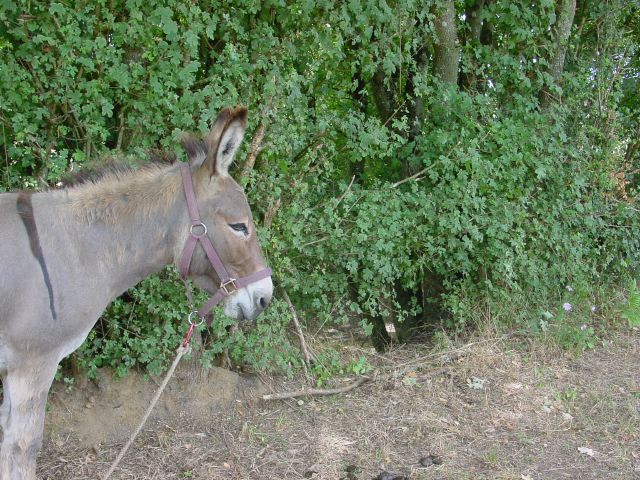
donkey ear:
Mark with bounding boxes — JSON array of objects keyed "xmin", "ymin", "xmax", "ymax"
[
  {"xmin": 181, "ymin": 135, "xmax": 208, "ymax": 168},
  {"xmin": 203, "ymin": 107, "xmax": 248, "ymax": 176}
]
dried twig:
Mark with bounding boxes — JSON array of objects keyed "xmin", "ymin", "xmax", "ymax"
[
  {"xmin": 391, "ymin": 165, "xmax": 432, "ymax": 188},
  {"xmin": 299, "ymin": 236, "xmax": 329, "ymax": 249},
  {"xmin": 336, "ymin": 175, "xmax": 356, "ymax": 206},
  {"xmin": 115, "ymin": 106, "xmax": 128, "ymax": 151},
  {"xmin": 282, "ymin": 289, "xmax": 314, "ymax": 383},
  {"xmin": 261, "ymin": 374, "xmax": 372, "ymax": 401},
  {"xmin": 240, "ymin": 120, "xmax": 267, "ymax": 179},
  {"xmin": 101, "ymin": 345, "xmax": 190, "ymax": 479},
  {"xmin": 240, "ymin": 98, "xmax": 273, "ymax": 179},
  {"xmin": 263, "ymin": 197, "xmax": 281, "ymax": 229},
  {"xmin": 291, "ymin": 131, "xmax": 326, "ymax": 163}
]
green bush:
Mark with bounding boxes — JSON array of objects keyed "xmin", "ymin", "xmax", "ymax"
[
  {"xmin": 77, "ymin": 269, "xmax": 190, "ymax": 378},
  {"xmin": 2, "ymin": 0, "xmax": 639, "ymax": 376}
]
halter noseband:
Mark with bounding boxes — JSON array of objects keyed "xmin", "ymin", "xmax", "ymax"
[{"xmin": 178, "ymin": 163, "xmax": 272, "ymax": 320}]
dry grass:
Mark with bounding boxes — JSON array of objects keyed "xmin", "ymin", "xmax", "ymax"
[{"xmin": 38, "ymin": 329, "xmax": 640, "ymax": 479}]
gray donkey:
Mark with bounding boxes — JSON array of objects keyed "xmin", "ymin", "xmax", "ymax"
[{"xmin": 0, "ymin": 107, "xmax": 273, "ymax": 479}]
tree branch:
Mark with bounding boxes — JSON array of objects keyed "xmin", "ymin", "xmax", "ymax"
[
  {"xmin": 261, "ymin": 375, "xmax": 372, "ymax": 401},
  {"xmin": 282, "ymin": 289, "xmax": 314, "ymax": 383},
  {"xmin": 240, "ymin": 118, "xmax": 268, "ymax": 179},
  {"xmin": 391, "ymin": 165, "xmax": 431, "ymax": 188},
  {"xmin": 336, "ymin": 175, "xmax": 355, "ymax": 206}
]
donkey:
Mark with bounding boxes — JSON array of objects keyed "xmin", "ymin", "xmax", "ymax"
[{"xmin": 0, "ymin": 107, "xmax": 273, "ymax": 479}]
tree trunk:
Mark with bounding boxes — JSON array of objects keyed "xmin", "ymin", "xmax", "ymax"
[
  {"xmin": 405, "ymin": 42, "xmax": 428, "ymax": 143},
  {"xmin": 459, "ymin": 0, "xmax": 486, "ymax": 90},
  {"xmin": 626, "ymin": 137, "xmax": 640, "ymax": 164},
  {"xmin": 540, "ymin": 0, "xmax": 577, "ymax": 106},
  {"xmin": 350, "ymin": 64, "xmax": 368, "ymax": 179},
  {"xmin": 371, "ymin": 67, "xmax": 393, "ymax": 123},
  {"xmin": 433, "ymin": 0, "xmax": 460, "ymax": 86},
  {"xmin": 350, "ymin": 66, "xmax": 368, "ymax": 115}
]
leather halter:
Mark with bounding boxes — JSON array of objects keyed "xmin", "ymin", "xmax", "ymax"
[{"xmin": 178, "ymin": 163, "xmax": 272, "ymax": 320}]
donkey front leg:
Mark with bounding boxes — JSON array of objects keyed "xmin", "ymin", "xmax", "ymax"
[{"xmin": 0, "ymin": 360, "xmax": 58, "ymax": 480}]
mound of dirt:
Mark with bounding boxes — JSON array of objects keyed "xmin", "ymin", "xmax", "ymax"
[{"xmin": 45, "ymin": 363, "xmax": 266, "ymax": 446}]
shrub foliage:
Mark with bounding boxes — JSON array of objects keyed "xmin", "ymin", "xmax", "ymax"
[{"xmin": 1, "ymin": 0, "xmax": 639, "ymax": 373}]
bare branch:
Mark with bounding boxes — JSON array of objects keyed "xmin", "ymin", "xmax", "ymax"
[
  {"xmin": 299, "ymin": 236, "xmax": 330, "ymax": 248},
  {"xmin": 263, "ymin": 198, "xmax": 282, "ymax": 229},
  {"xmin": 115, "ymin": 106, "xmax": 128, "ymax": 151},
  {"xmin": 282, "ymin": 289, "xmax": 314, "ymax": 384},
  {"xmin": 240, "ymin": 119, "xmax": 267, "ymax": 179},
  {"xmin": 261, "ymin": 375, "xmax": 372, "ymax": 401},
  {"xmin": 336, "ymin": 175, "xmax": 356, "ymax": 206},
  {"xmin": 392, "ymin": 165, "xmax": 432, "ymax": 188}
]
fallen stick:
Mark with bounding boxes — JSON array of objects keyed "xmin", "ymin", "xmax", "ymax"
[{"xmin": 262, "ymin": 374, "xmax": 372, "ymax": 401}]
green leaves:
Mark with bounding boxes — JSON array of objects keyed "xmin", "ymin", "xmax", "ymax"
[
  {"xmin": 77, "ymin": 269, "xmax": 191, "ymax": 378},
  {"xmin": 621, "ymin": 280, "xmax": 640, "ymax": 328},
  {"xmin": 2, "ymin": 0, "xmax": 640, "ymax": 376},
  {"xmin": 154, "ymin": 7, "xmax": 179, "ymax": 42}
]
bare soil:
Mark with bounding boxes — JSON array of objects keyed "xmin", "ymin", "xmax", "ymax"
[{"xmin": 39, "ymin": 330, "xmax": 640, "ymax": 480}]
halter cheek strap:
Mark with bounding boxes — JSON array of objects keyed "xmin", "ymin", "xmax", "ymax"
[{"xmin": 178, "ymin": 163, "xmax": 272, "ymax": 320}]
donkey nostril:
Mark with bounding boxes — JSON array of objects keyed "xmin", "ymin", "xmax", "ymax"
[{"xmin": 259, "ymin": 297, "xmax": 267, "ymax": 309}]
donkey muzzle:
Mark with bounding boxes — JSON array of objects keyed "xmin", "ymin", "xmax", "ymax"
[{"xmin": 224, "ymin": 276, "xmax": 273, "ymax": 322}]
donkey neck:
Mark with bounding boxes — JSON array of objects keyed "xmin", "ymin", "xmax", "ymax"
[{"xmin": 66, "ymin": 164, "xmax": 188, "ymax": 298}]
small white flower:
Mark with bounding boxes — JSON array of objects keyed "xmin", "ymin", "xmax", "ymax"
[
  {"xmin": 580, "ymin": 324, "xmax": 588, "ymax": 331},
  {"xmin": 565, "ymin": 285, "xmax": 574, "ymax": 292},
  {"xmin": 591, "ymin": 305, "xmax": 597, "ymax": 313},
  {"xmin": 563, "ymin": 302, "xmax": 573, "ymax": 312}
]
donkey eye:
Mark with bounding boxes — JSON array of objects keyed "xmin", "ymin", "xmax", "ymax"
[{"xmin": 229, "ymin": 223, "xmax": 249, "ymax": 235}]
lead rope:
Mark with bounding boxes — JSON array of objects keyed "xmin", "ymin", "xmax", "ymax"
[
  {"xmin": 100, "ymin": 342, "xmax": 191, "ymax": 479},
  {"xmin": 101, "ymin": 163, "xmax": 271, "ymax": 478}
]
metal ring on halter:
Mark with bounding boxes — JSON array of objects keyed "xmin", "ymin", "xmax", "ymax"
[
  {"xmin": 189, "ymin": 222, "xmax": 208, "ymax": 238},
  {"xmin": 187, "ymin": 311, "xmax": 205, "ymax": 326},
  {"xmin": 220, "ymin": 278, "xmax": 238, "ymax": 296}
]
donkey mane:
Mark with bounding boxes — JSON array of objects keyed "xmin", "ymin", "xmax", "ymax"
[
  {"xmin": 60, "ymin": 151, "xmax": 175, "ymax": 188},
  {"xmin": 67, "ymin": 163, "xmax": 182, "ymax": 224},
  {"xmin": 65, "ymin": 137, "xmax": 208, "ymax": 224}
]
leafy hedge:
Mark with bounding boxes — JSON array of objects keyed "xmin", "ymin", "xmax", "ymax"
[{"xmin": 2, "ymin": 0, "xmax": 639, "ymax": 375}]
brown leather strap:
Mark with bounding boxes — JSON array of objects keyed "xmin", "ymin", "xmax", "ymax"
[{"xmin": 178, "ymin": 163, "xmax": 272, "ymax": 321}]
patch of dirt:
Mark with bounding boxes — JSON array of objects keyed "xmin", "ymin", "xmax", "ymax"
[
  {"xmin": 44, "ymin": 363, "xmax": 261, "ymax": 447},
  {"xmin": 39, "ymin": 331, "xmax": 639, "ymax": 479}
]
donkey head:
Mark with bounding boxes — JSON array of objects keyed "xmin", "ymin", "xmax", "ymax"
[{"xmin": 179, "ymin": 107, "xmax": 273, "ymax": 322}]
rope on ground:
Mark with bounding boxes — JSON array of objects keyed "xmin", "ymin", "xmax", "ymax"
[{"xmin": 99, "ymin": 344, "xmax": 190, "ymax": 480}]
